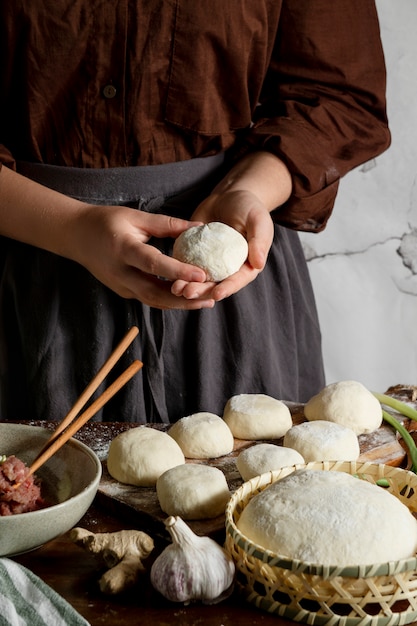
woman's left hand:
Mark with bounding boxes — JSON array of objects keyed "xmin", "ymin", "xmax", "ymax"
[
  {"xmin": 171, "ymin": 188, "xmax": 274, "ymax": 301},
  {"xmin": 171, "ymin": 150, "xmax": 293, "ymax": 301}
]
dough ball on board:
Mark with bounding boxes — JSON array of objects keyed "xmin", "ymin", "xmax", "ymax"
[
  {"xmin": 168, "ymin": 412, "xmax": 234, "ymax": 459},
  {"xmin": 172, "ymin": 222, "xmax": 248, "ymax": 282},
  {"xmin": 304, "ymin": 380, "xmax": 382, "ymax": 435},
  {"xmin": 283, "ymin": 420, "xmax": 360, "ymax": 462},
  {"xmin": 156, "ymin": 464, "xmax": 230, "ymax": 520},
  {"xmin": 107, "ymin": 427, "xmax": 185, "ymax": 487},
  {"xmin": 223, "ymin": 394, "xmax": 292, "ymax": 440},
  {"xmin": 237, "ymin": 469, "xmax": 417, "ymax": 565},
  {"xmin": 237, "ymin": 444, "xmax": 305, "ymax": 481}
]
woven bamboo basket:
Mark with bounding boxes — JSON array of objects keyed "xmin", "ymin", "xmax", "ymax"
[{"xmin": 225, "ymin": 460, "xmax": 417, "ymax": 626}]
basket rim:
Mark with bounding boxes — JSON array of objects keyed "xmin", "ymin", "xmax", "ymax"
[{"xmin": 225, "ymin": 460, "xmax": 417, "ymax": 578}]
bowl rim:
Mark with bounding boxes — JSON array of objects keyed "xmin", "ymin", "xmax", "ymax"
[
  {"xmin": 0, "ymin": 423, "xmax": 102, "ymax": 520},
  {"xmin": 225, "ymin": 460, "xmax": 417, "ymax": 578}
]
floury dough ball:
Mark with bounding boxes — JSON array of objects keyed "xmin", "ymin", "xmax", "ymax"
[
  {"xmin": 283, "ymin": 420, "xmax": 360, "ymax": 462},
  {"xmin": 304, "ymin": 380, "xmax": 383, "ymax": 435},
  {"xmin": 156, "ymin": 464, "xmax": 231, "ymax": 520},
  {"xmin": 107, "ymin": 427, "xmax": 185, "ymax": 487},
  {"xmin": 236, "ymin": 469, "xmax": 417, "ymax": 565},
  {"xmin": 237, "ymin": 443, "xmax": 305, "ymax": 481},
  {"xmin": 168, "ymin": 412, "xmax": 234, "ymax": 459},
  {"xmin": 223, "ymin": 394, "xmax": 292, "ymax": 440},
  {"xmin": 172, "ymin": 222, "xmax": 248, "ymax": 282}
]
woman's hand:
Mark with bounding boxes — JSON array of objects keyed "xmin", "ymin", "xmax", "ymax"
[
  {"xmin": 0, "ymin": 150, "xmax": 292, "ymax": 309},
  {"xmin": 171, "ymin": 188, "xmax": 275, "ymax": 301},
  {"xmin": 68, "ymin": 204, "xmax": 216, "ymax": 309},
  {"xmin": 171, "ymin": 151, "xmax": 293, "ymax": 301},
  {"xmin": 0, "ymin": 166, "xmax": 213, "ymax": 310}
]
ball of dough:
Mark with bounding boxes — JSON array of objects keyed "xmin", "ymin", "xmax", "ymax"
[
  {"xmin": 237, "ymin": 444, "xmax": 305, "ymax": 481},
  {"xmin": 304, "ymin": 380, "xmax": 382, "ymax": 435},
  {"xmin": 237, "ymin": 469, "xmax": 417, "ymax": 565},
  {"xmin": 223, "ymin": 394, "xmax": 292, "ymax": 440},
  {"xmin": 283, "ymin": 420, "xmax": 360, "ymax": 462},
  {"xmin": 168, "ymin": 412, "xmax": 234, "ymax": 459},
  {"xmin": 107, "ymin": 427, "xmax": 185, "ymax": 487},
  {"xmin": 172, "ymin": 222, "xmax": 248, "ymax": 282},
  {"xmin": 156, "ymin": 464, "xmax": 230, "ymax": 520}
]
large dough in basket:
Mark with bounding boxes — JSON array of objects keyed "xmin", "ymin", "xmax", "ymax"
[{"xmin": 237, "ymin": 469, "xmax": 417, "ymax": 566}]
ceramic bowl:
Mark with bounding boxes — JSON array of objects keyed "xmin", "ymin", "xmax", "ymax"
[{"xmin": 0, "ymin": 423, "xmax": 102, "ymax": 556}]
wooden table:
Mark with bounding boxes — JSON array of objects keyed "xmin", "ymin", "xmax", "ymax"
[
  {"xmin": 10, "ymin": 386, "xmax": 417, "ymax": 625},
  {"xmin": 9, "ymin": 418, "xmax": 300, "ymax": 625},
  {"xmin": 13, "ymin": 502, "xmax": 295, "ymax": 626}
]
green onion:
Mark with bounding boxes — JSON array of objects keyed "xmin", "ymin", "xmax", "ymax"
[
  {"xmin": 0, "ymin": 454, "xmax": 6, "ymax": 464},
  {"xmin": 376, "ymin": 478, "xmax": 390, "ymax": 488},
  {"xmin": 373, "ymin": 392, "xmax": 417, "ymax": 422},
  {"xmin": 380, "ymin": 409, "xmax": 417, "ymax": 473},
  {"xmin": 372, "ymin": 392, "xmax": 417, "ymax": 473}
]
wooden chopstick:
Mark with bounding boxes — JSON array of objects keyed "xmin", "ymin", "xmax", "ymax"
[
  {"xmin": 26, "ymin": 359, "xmax": 143, "ymax": 479},
  {"xmin": 33, "ymin": 326, "xmax": 139, "ymax": 459},
  {"xmin": 12, "ymin": 325, "xmax": 140, "ymax": 488}
]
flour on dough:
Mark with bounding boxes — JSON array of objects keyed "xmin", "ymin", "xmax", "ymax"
[
  {"xmin": 172, "ymin": 222, "xmax": 248, "ymax": 282},
  {"xmin": 237, "ymin": 443, "xmax": 304, "ymax": 481},
  {"xmin": 168, "ymin": 412, "xmax": 234, "ymax": 459},
  {"xmin": 157, "ymin": 463, "xmax": 230, "ymax": 520},
  {"xmin": 107, "ymin": 426, "xmax": 185, "ymax": 487},
  {"xmin": 223, "ymin": 394, "xmax": 292, "ymax": 440},
  {"xmin": 237, "ymin": 469, "xmax": 417, "ymax": 565},
  {"xmin": 283, "ymin": 420, "xmax": 359, "ymax": 462},
  {"xmin": 304, "ymin": 380, "xmax": 382, "ymax": 435}
]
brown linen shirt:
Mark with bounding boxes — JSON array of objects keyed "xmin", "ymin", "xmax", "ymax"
[{"xmin": 0, "ymin": 0, "xmax": 390, "ymax": 231}]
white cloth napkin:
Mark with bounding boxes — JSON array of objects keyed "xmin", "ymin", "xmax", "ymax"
[{"xmin": 0, "ymin": 558, "xmax": 90, "ymax": 626}]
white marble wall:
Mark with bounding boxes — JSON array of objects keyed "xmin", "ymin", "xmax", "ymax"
[{"xmin": 299, "ymin": 0, "xmax": 417, "ymax": 394}]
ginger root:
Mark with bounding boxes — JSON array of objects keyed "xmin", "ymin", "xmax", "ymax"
[{"xmin": 70, "ymin": 527, "xmax": 154, "ymax": 594}]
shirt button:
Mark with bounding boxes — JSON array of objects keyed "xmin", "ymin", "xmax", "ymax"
[{"xmin": 102, "ymin": 84, "xmax": 117, "ymax": 99}]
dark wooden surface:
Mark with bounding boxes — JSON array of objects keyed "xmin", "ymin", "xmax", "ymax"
[
  {"xmin": 9, "ymin": 386, "xmax": 417, "ymax": 625},
  {"xmin": 13, "ymin": 502, "xmax": 296, "ymax": 626}
]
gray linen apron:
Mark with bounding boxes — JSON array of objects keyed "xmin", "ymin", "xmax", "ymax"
[{"xmin": 0, "ymin": 156, "xmax": 325, "ymax": 423}]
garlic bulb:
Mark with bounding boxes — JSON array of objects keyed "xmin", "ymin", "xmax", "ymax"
[{"xmin": 150, "ymin": 515, "xmax": 235, "ymax": 605}]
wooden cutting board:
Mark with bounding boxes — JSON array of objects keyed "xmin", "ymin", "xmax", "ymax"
[{"xmin": 71, "ymin": 388, "xmax": 417, "ymax": 541}]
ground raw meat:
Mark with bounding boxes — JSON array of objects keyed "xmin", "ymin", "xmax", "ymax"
[{"xmin": 0, "ymin": 455, "xmax": 45, "ymax": 515}]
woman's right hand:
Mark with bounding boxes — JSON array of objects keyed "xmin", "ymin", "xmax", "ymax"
[
  {"xmin": 66, "ymin": 203, "xmax": 216, "ymax": 309},
  {"xmin": 0, "ymin": 166, "xmax": 214, "ymax": 310}
]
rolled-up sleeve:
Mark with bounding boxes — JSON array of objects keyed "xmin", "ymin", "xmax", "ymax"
[
  {"xmin": 0, "ymin": 145, "xmax": 15, "ymax": 172},
  {"xmin": 246, "ymin": 0, "xmax": 391, "ymax": 232}
]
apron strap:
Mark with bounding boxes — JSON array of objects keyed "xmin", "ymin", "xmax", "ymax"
[{"xmin": 16, "ymin": 154, "xmax": 226, "ymax": 205}]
